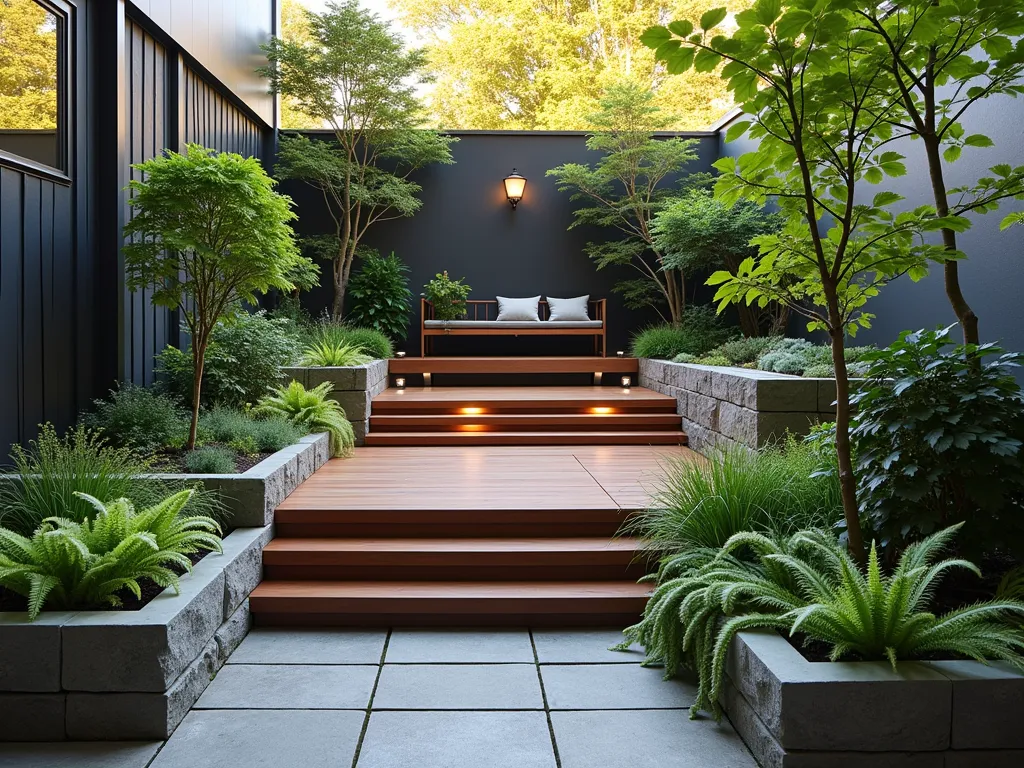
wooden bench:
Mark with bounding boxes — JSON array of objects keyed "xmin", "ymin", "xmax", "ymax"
[{"xmin": 420, "ymin": 299, "xmax": 607, "ymax": 357}]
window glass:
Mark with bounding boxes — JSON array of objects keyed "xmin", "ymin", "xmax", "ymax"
[{"xmin": 0, "ymin": 0, "xmax": 62, "ymax": 170}]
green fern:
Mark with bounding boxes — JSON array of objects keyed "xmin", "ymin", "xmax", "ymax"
[
  {"xmin": 300, "ymin": 340, "xmax": 373, "ymax": 367},
  {"xmin": 622, "ymin": 525, "xmax": 1024, "ymax": 720},
  {"xmin": 255, "ymin": 381, "xmax": 355, "ymax": 458},
  {"xmin": 0, "ymin": 489, "xmax": 223, "ymax": 620}
]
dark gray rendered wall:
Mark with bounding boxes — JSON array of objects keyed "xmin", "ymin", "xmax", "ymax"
[
  {"xmin": 718, "ymin": 98, "xmax": 1024, "ymax": 354},
  {"xmin": 126, "ymin": 0, "xmax": 276, "ymax": 126},
  {"xmin": 285, "ymin": 131, "xmax": 720, "ymax": 356}
]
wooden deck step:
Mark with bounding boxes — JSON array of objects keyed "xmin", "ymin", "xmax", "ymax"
[
  {"xmin": 249, "ymin": 580, "xmax": 651, "ymax": 627},
  {"xmin": 273, "ymin": 508, "xmax": 634, "ymax": 539},
  {"xmin": 363, "ymin": 430, "xmax": 688, "ymax": 447},
  {"xmin": 369, "ymin": 412, "xmax": 682, "ymax": 432},
  {"xmin": 389, "ymin": 356, "xmax": 639, "ymax": 375},
  {"xmin": 371, "ymin": 386, "xmax": 676, "ymax": 414},
  {"xmin": 262, "ymin": 537, "xmax": 648, "ymax": 581}
]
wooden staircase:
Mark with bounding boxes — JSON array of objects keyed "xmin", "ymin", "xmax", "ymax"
[{"xmin": 250, "ymin": 506, "xmax": 652, "ymax": 626}]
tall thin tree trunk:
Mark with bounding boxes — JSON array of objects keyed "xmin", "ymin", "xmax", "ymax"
[
  {"xmin": 826, "ymin": 292, "xmax": 864, "ymax": 563},
  {"xmin": 188, "ymin": 340, "xmax": 207, "ymax": 450}
]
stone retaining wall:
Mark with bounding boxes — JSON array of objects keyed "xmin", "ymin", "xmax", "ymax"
[
  {"xmin": 725, "ymin": 630, "xmax": 1024, "ymax": 767},
  {"xmin": 281, "ymin": 360, "xmax": 389, "ymax": 445},
  {"xmin": 0, "ymin": 525, "xmax": 272, "ymax": 741},
  {"xmin": 639, "ymin": 359, "xmax": 837, "ymax": 454}
]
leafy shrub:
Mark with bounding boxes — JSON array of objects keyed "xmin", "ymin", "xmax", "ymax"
[
  {"xmin": 184, "ymin": 446, "xmax": 237, "ymax": 474},
  {"xmin": 346, "ymin": 249, "xmax": 413, "ymax": 340},
  {"xmin": 628, "ymin": 440, "xmax": 841, "ymax": 553},
  {"xmin": 80, "ymin": 384, "xmax": 187, "ymax": 453},
  {"xmin": 424, "ymin": 271, "xmax": 472, "ymax": 321},
  {"xmin": 623, "ymin": 525, "xmax": 1024, "ymax": 719},
  {"xmin": 757, "ymin": 337, "xmax": 816, "ymax": 374},
  {"xmin": 304, "ymin": 318, "xmax": 394, "ymax": 360},
  {"xmin": 301, "ymin": 341, "xmax": 373, "ymax": 367},
  {"xmin": 631, "ymin": 306, "xmax": 734, "ymax": 359},
  {"xmin": 0, "ymin": 489, "xmax": 222, "ymax": 620},
  {"xmin": 0, "ymin": 425, "xmax": 221, "ymax": 536},
  {"xmin": 714, "ymin": 335, "xmax": 783, "ymax": 366},
  {"xmin": 157, "ymin": 311, "xmax": 301, "ymax": 408},
  {"xmin": 199, "ymin": 407, "xmax": 305, "ymax": 454},
  {"xmin": 256, "ymin": 381, "xmax": 355, "ymax": 458},
  {"xmin": 851, "ymin": 326, "xmax": 1024, "ymax": 557}
]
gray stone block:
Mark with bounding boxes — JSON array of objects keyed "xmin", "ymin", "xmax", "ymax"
[
  {"xmin": 306, "ymin": 365, "xmax": 362, "ymax": 391},
  {"xmin": 685, "ymin": 391, "xmax": 720, "ymax": 429},
  {"xmin": 541, "ymin": 663, "xmax": 695, "ymax": 710},
  {"xmin": 386, "ymin": 629, "xmax": 534, "ymax": 664},
  {"xmin": 199, "ymin": 476, "xmax": 269, "ymax": 528},
  {"xmin": 755, "ymin": 377, "xmax": 819, "ymax": 412},
  {"xmin": 531, "ymin": 629, "xmax": 645, "ymax": 665},
  {"xmin": 0, "ymin": 742, "xmax": 163, "ymax": 766},
  {"xmin": 718, "ymin": 402, "xmax": 757, "ymax": 446},
  {"xmin": 331, "ymin": 389, "xmax": 371, "ymax": 421},
  {"xmin": 724, "ymin": 632, "xmax": 951, "ymax": 753},
  {"xmin": 62, "ymin": 559, "xmax": 226, "ymax": 693},
  {"xmin": 374, "ymin": 664, "xmax": 543, "ymax": 710},
  {"xmin": 299, "ymin": 432, "xmax": 331, "ymax": 468},
  {"xmin": 0, "ymin": 693, "xmax": 66, "ymax": 741},
  {"xmin": 215, "ymin": 601, "xmax": 251, "ymax": 665},
  {"xmin": 928, "ymin": 660, "xmax": 1024, "ymax": 749},
  {"xmin": 0, "ymin": 612, "xmax": 77, "ymax": 692},
  {"xmin": 721, "ymin": 678, "xmax": 784, "ymax": 768},
  {"xmin": 228, "ymin": 628, "xmax": 386, "ymax": 665},
  {"xmin": 816, "ymin": 378, "xmax": 838, "ymax": 413},
  {"xmin": 219, "ymin": 525, "xmax": 273, "ymax": 617},
  {"xmin": 353, "ymin": 419, "xmax": 370, "ymax": 445},
  {"xmin": 755, "ymin": 412, "xmax": 820, "ymax": 446},
  {"xmin": 66, "ymin": 638, "xmax": 219, "ymax": 740},
  {"xmin": 944, "ymin": 750, "xmax": 1024, "ymax": 768},
  {"xmin": 194, "ymin": 663, "xmax": 377, "ymax": 709}
]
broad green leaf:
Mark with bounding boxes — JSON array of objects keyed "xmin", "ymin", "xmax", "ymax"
[
  {"xmin": 640, "ymin": 26, "xmax": 672, "ymax": 49},
  {"xmin": 694, "ymin": 47, "xmax": 722, "ymax": 73},
  {"xmin": 873, "ymin": 191, "xmax": 903, "ymax": 207},
  {"xmin": 668, "ymin": 20, "xmax": 694, "ymax": 38},
  {"xmin": 666, "ymin": 46, "xmax": 696, "ymax": 73},
  {"xmin": 775, "ymin": 9, "xmax": 811, "ymax": 39},
  {"xmin": 725, "ymin": 120, "xmax": 751, "ymax": 143},
  {"xmin": 943, "ymin": 145, "xmax": 962, "ymax": 163},
  {"xmin": 700, "ymin": 7, "xmax": 728, "ymax": 31},
  {"xmin": 963, "ymin": 134, "xmax": 994, "ymax": 148}
]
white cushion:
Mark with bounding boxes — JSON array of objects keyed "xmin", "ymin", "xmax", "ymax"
[
  {"xmin": 496, "ymin": 295, "xmax": 541, "ymax": 321},
  {"xmin": 547, "ymin": 295, "xmax": 590, "ymax": 321}
]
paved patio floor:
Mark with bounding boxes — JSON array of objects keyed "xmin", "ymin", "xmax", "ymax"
[{"xmin": 0, "ymin": 628, "xmax": 757, "ymax": 768}]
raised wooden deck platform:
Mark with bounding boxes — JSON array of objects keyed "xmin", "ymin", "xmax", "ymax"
[
  {"xmin": 249, "ymin": 445, "xmax": 696, "ymax": 626},
  {"xmin": 389, "ymin": 355, "xmax": 638, "ymax": 375}
]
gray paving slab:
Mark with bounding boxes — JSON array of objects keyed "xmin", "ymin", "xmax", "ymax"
[
  {"xmin": 150, "ymin": 709, "xmax": 364, "ymax": 768},
  {"xmin": 531, "ymin": 628, "xmax": 646, "ymax": 664},
  {"xmin": 552, "ymin": 710, "xmax": 757, "ymax": 768},
  {"xmin": 373, "ymin": 663, "xmax": 544, "ymax": 709},
  {"xmin": 356, "ymin": 710, "xmax": 557, "ymax": 768},
  {"xmin": 386, "ymin": 628, "xmax": 534, "ymax": 663},
  {"xmin": 227, "ymin": 628, "xmax": 386, "ymax": 664},
  {"xmin": 0, "ymin": 742, "xmax": 161, "ymax": 768},
  {"xmin": 542, "ymin": 663, "xmax": 695, "ymax": 710},
  {"xmin": 194, "ymin": 664, "xmax": 377, "ymax": 709}
]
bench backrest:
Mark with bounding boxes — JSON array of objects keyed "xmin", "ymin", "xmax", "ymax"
[{"xmin": 422, "ymin": 299, "xmax": 605, "ymax": 322}]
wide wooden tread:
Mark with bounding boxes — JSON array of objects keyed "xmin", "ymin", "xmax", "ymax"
[
  {"xmin": 372, "ymin": 386, "xmax": 675, "ymax": 414},
  {"xmin": 370, "ymin": 413, "xmax": 682, "ymax": 431},
  {"xmin": 249, "ymin": 580, "xmax": 651, "ymax": 615},
  {"xmin": 390, "ymin": 356, "xmax": 639, "ymax": 375},
  {"xmin": 363, "ymin": 430, "xmax": 688, "ymax": 446},
  {"xmin": 264, "ymin": 537, "xmax": 641, "ymax": 557}
]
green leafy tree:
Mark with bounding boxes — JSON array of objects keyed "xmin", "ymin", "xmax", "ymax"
[
  {"xmin": 393, "ymin": 0, "xmax": 752, "ymax": 130},
  {"xmin": 644, "ymin": 3, "xmax": 958, "ymax": 560},
  {"xmin": 123, "ymin": 145, "xmax": 307, "ymax": 449},
  {"xmin": 854, "ymin": 0, "xmax": 1024, "ymax": 347},
  {"xmin": 548, "ymin": 84, "xmax": 699, "ymax": 324},
  {"xmin": 278, "ymin": 0, "xmax": 323, "ymax": 130},
  {"xmin": 652, "ymin": 180, "xmax": 786, "ymax": 335},
  {"xmin": 0, "ymin": 0, "xmax": 57, "ymax": 129},
  {"xmin": 260, "ymin": 0, "xmax": 457, "ymax": 320}
]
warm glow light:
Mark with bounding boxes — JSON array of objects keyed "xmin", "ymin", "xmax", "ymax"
[
  {"xmin": 591, "ymin": 407, "xmax": 614, "ymax": 415},
  {"xmin": 616, "ymin": 350, "xmax": 625, "ymax": 357},
  {"xmin": 459, "ymin": 424, "xmax": 488, "ymax": 432},
  {"xmin": 395, "ymin": 351, "xmax": 406, "ymax": 358},
  {"xmin": 621, "ymin": 376, "xmax": 632, "ymax": 388},
  {"xmin": 395, "ymin": 377, "xmax": 406, "ymax": 389},
  {"xmin": 503, "ymin": 169, "xmax": 527, "ymax": 208},
  {"xmin": 461, "ymin": 407, "xmax": 484, "ymax": 415}
]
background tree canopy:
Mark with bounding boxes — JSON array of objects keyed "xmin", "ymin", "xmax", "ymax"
[
  {"xmin": 391, "ymin": 0, "xmax": 751, "ymax": 131},
  {"xmin": 0, "ymin": 0, "xmax": 58, "ymax": 130}
]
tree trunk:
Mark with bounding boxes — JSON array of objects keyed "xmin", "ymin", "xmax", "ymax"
[
  {"xmin": 332, "ymin": 248, "xmax": 346, "ymax": 321},
  {"xmin": 922, "ymin": 135, "xmax": 980, "ymax": 345},
  {"xmin": 187, "ymin": 340, "xmax": 206, "ymax": 450},
  {"xmin": 826, "ymin": 295, "xmax": 865, "ymax": 564}
]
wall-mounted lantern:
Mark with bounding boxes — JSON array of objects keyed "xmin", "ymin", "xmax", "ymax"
[{"xmin": 503, "ymin": 169, "xmax": 527, "ymax": 209}]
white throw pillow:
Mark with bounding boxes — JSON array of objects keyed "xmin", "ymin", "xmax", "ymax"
[
  {"xmin": 546, "ymin": 295, "xmax": 590, "ymax": 321},
  {"xmin": 496, "ymin": 296, "xmax": 541, "ymax": 321}
]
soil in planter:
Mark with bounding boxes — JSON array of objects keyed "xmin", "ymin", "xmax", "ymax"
[
  {"xmin": 0, "ymin": 549, "xmax": 210, "ymax": 614},
  {"xmin": 150, "ymin": 444, "xmax": 272, "ymax": 474}
]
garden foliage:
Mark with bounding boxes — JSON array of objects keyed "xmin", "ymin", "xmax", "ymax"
[
  {"xmin": 346, "ymin": 249, "xmax": 413, "ymax": 340},
  {"xmin": 81, "ymin": 385, "xmax": 187, "ymax": 452},
  {"xmin": 257, "ymin": 381, "xmax": 356, "ymax": 458},
  {"xmin": 424, "ymin": 272, "xmax": 472, "ymax": 321}
]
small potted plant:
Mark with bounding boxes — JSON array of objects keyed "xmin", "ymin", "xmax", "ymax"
[{"xmin": 423, "ymin": 271, "xmax": 472, "ymax": 328}]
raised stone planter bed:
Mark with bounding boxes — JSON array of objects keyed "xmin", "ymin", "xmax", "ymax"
[
  {"xmin": 155, "ymin": 432, "xmax": 330, "ymax": 529},
  {"xmin": 723, "ymin": 630, "xmax": 1024, "ymax": 767},
  {"xmin": 639, "ymin": 359, "xmax": 837, "ymax": 454},
  {"xmin": 281, "ymin": 360, "xmax": 388, "ymax": 445},
  {"xmin": 0, "ymin": 524, "xmax": 273, "ymax": 741}
]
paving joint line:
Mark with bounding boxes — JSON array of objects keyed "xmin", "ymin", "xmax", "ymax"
[
  {"xmin": 350, "ymin": 627, "xmax": 392, "ymax": 768},
  {"xmin": 529, "ymin": 629, "xmax": 563, "ymax": 768}
]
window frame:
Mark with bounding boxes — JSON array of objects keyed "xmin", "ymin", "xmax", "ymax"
[{"xmin": 0, "ymin": 0, "xmax": 73, "ymax": 184}]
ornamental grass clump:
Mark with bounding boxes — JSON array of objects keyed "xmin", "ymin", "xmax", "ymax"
[
  {"xmin": 0, "ymin": 489, "xmax": 223, "ymax": 620},
  {"xmin": 301, "ymin": 340, "xmax": 373, "ymax": 367},
  {"xmin": 623, "ymin": 524, "xmax": 1024, "ymax": 720},
  {"xmin": 256, "ymin": 381, "xmax": 355, "ymax": 458}
]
